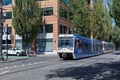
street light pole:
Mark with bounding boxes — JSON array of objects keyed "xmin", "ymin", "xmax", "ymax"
[
  {"xmin": 3, "ymin": 24, "xmax": 8, "ymax": 61},
  {"xmin": 0, "ymin": 0, "xmax": 4, "ymax": 61},
  {"xmin": 6, "ymin": 24, "xmax": 8, "ymax": 60}
]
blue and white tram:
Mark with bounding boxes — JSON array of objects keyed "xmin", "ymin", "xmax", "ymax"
[{"xmin": 57, "ymin": 34, "xmax": 103, "ymax": 59}]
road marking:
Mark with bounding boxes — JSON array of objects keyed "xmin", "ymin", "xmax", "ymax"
[
  {"xmin": 0, "ymin": 70, "xmax": 9, "ymax": 75},
  {"xmin": 0, "ymin": 59, "xmax": 57, "ymax": 72},
  {"xmin": 21, "ymin": 64, "xmax": 25, "ymax": 67},
  {"xmin": 5, "ymin": 67, "xmax": 8, "ymax": 69},
  {"xmin": 34, "ymin": 62, "xmax": 37, "ymax": 64},
  {"xmin": 28, "ymin": 63, "xmax": 32, "ymax": 65},
  {"xmin": 14, "ymin": 65, "xmax": 17, "ymax": 68},
  {"xmin": 0, "ymin": 61, "xmax": 43, "ymax": 71}
]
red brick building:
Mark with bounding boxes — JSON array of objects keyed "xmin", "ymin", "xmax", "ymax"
[{"xmin": 3, "ymin": 0, "xmax": 72, "ymax": 54}]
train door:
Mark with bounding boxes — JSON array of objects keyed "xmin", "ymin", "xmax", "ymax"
[
  {"xmin": 74, "ymin": 39, "xmax": 83, "ymax": 58},
  {"xmin": 82, "ymin": 40, "xmax": 93, "ymax": 57}
]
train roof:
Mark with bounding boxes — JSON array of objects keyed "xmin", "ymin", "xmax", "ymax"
[
  {"xmin": 58, "ymin": 34, "xmax": 101, "ymax": 42},
  {"xmin": 58, "ymin": 34, "xmax": 115, "ymax": 44},
  {"xmin": 58, "ymin": 34, "xmax": 74, "ymax": 37},
  {"xmin": 102, "ymin": 41, "xmax": 114, "ymax": 44},
  {"xmin": 74, "ymin": 34, "xmax": 91, "ymax": 40}
]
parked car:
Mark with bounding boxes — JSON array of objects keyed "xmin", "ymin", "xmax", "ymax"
[{"xmin": 2, "ymin": 48, "xmax": 26, "ymax": 56}]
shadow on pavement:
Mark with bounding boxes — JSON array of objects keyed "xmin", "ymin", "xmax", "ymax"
[
  {"xmin": 113, "ymin": 52, "xmax": 120, "ymax": 55},
  {"xmin": 46, "ymin": 61, "xmax": 120, "ymax": 80}
]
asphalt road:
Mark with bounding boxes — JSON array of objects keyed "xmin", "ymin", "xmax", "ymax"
[{"xmin": 0, "ymin": 52, "xmax": 120, "ymax": 80}]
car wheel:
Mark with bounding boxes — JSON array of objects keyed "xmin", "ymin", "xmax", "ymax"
[
  {"xmin": 16, "ymin": 52, "xmax": 20, "ymax": 56},
  {"xmin": 3, "ymin": 52, "xmax": 7, "ymax": 56}
]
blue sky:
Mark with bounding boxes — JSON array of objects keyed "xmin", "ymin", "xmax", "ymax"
[{"xmin": 103, "ymin": 0, "xmax": 115, "ymax": 26}]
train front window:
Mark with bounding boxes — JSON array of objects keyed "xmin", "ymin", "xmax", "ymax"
[{"xmin": 58, "ymin": 37, "xmax": 73, "ymax": 48}]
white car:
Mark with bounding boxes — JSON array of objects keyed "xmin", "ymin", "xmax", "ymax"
[{"xmin": 2, "ymin": 48, "xmax": 26, "ymax": 56}]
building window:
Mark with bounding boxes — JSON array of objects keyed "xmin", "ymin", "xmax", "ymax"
[
  {"xmin": 7, "ymin": 27, "xmax": 12, "ymax": 35},
  {"xmin": 39, "ymin": 25, "xmax": 43, "ymax": 33},
  {"xmin": 45, "ymin": 24, "xmax": 53, "ymax": 33},
  {"xmin": 42, "ymin": 7, "xmax": 53, "ymax": 16},
  {"xmin": 3, "ymin": 0, "xmax": 12, "ymax": 5},
  {"xmin": 5, "ymin": 12, "xmax": 12, "ymax": 19},
  {"xmin": 39, "ymin": 24, "xmax": 53, "ymax": 33},
  {"xmin": 60, "ymin": 7, "xmax": 68, "ymax": 19},
  {"xmin": 60, "ymin": 25, "xmax": 67, "ymax": 34},
  {"xmin": 60, "ymin": 0, "xmax": 68, "ymax": 5}
]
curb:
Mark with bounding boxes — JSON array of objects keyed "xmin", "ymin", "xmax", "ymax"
[{"xmin": 37, "ymin": 54, "xmax": 58, "ymax": 57}]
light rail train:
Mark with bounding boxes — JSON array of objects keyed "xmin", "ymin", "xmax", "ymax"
[{"xmin": 57, "ymin": 34, "xmax": 115, "ymax": 59}]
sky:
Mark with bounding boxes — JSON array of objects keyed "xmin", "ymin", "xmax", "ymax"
[{"xmin": 103, "ymin": 0, "xmax": 115, "ymax": 26}]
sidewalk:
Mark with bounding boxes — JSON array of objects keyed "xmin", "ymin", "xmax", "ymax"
[
  {"xmin": 0, "ymin": 56, "xmax": 29, "ymax": 63},
  {"xmin": 0, "ymin": 53, "xmax": 58, "ymax": 63}
]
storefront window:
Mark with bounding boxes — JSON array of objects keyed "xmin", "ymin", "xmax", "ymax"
[
  {"xmin": 35, "ymin": 39, "xmax": 53, "ymax": 53},
  {"xmin": 16, "ymin": 40, "xmax": 23, "ymax": 49}
]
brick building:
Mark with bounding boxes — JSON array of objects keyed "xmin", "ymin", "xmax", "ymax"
[{"xmin": 3, "ymin": 0, "xmax": 72, "ymax": 54}]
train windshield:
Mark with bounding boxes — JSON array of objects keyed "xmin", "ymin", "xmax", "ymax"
[{"xmin": 58, "ymin": 37, "xmax": 73, "ymax": 48}]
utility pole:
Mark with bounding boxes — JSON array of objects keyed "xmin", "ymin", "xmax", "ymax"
[{"xmin": 0, "ymin": 0, "xmax": 4, "ymax": 61}]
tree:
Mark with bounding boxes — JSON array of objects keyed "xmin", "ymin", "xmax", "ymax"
[
  {"xmin": 68, "ymin": 0, "xmax": 112, "ymax": 41},
  {"xmin": 94, "ymin": 0, "xmax": 112, "ymax": 41},
  {"xmin": 109, "ymin": 0, "xmax": 120, "ymax": 27},
  {"xmin": 12, "ymin": 0, "xmax": 42, "ymax": 52},
  {"xmin": 109, "ymin": 0, "xmax": 120, "ymax": 49},
  {"xmin": 68, "ymin": 0, "xmax": 90, "ymax": 37},
  {"xmin": 110, "ymin": 26, "xmax": 120, "ymax": 49}
]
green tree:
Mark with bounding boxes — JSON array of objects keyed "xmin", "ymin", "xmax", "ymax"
[
  {"xmin": 68, "ymin": 0, "xmax": 90, "ymax": 37},
  {"xmin": 109, "ymin": 0, "xmax": 120, "ymax": 49},
  {"xmin": 94, "ymin": 0, "xmax": 112, "ymax": 41},
  {"xmin": 109, "ymin": 26, "xmax": 120, "ymax": 49},
  {"xmin": 68, "ymin": 0, "xmax": 112, "ymax": 41},
  {"xmin": 12, "ymin": 0, "xmax": 42, "ymax": 52},
  {"xmin": 110, "ymin": 0, "xmax": 120, "ymax": 27}
]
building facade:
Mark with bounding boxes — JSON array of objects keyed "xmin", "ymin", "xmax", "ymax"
[{"xmin": 3, "ymin": 0, "xmax": 72, "ymax": 54}]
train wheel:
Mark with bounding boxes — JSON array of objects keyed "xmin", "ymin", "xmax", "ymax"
[{"xmin": 62, "ymin": 53, "xmax": 67, "ymax": 60}]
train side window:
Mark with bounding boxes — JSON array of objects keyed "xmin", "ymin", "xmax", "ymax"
[
  {"xmin": 75, "ymin": 40, "xmax": 77, "ymax": 48},
  {"xmin": 75, "ymin": 40, "xmax": 82, "ymax": 49},
  {"xmin": 85, "ymin": 44, "xmax": 89, "ymax": 52},
  {"xmin": 78, "ymin": 40, "xmax": 82, "ymax": 49},
  {"xmin": 104, "ymin": 44, "xmax": 107, "ymax": 50},
  {"xmin": 98, "ymin": 44, "xmax": 102, "ymax": 51}
]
